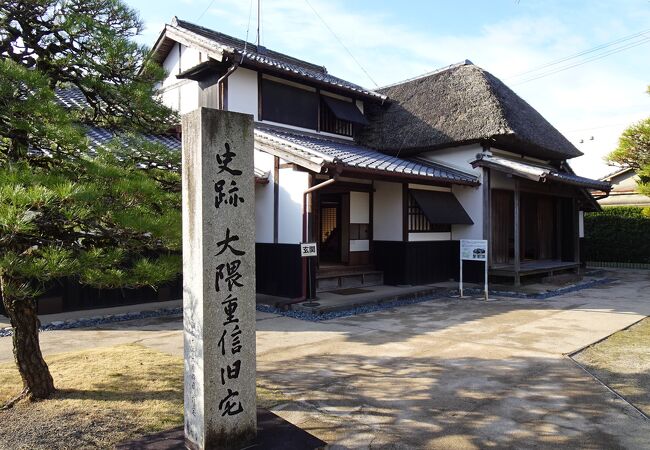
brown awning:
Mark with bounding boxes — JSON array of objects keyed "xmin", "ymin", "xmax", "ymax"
[{"xmin": 410, "ymin": 189, "xmax": 474, "ymax": 225}]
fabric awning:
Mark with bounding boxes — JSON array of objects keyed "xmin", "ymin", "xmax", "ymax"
[
  {"xmin": 410, "ymin": 189, "xmax": 474, "ymax": 225},
  {"xmin": 322, "ymin": 96, "xmax": 369, "ymax": 125}
]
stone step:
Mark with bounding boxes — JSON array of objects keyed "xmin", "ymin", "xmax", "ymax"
[{"xmin": 316, "ymin": 270, "xmax": 384, "ymax": 293}]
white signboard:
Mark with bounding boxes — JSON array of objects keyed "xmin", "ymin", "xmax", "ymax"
[
  {"xmin": 301, "ymin": 242, "xmax": 318, "ymax": 257},
  {"xmin": 459, "ymin": 239, "xmax": 489, "ymax": 300},
  {"xmin": 460, "ymin": 239, "xmax": 487, "ymax": 262}
]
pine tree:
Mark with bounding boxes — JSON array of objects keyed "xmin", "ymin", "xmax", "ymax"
[
  {"xmin": 0, "ymin": 0, "xmax": 180, "ymax": 407},
  {"xmin": 608, "ymin": 86, "xmax": 650, "ymax": 215}
]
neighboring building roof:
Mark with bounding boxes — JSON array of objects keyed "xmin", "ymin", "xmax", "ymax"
[
  {"xmin": 254, "ymin": 125, "xmax": 479, "ymax": 186},
  {"xmin": 600, "ymin": 167, "xmax": 634, "ymax": 181},
  {"xmin": 597, "ymin": 167, "xmax": 650, "ymax": 207},
  {"xmin": 471, "ymin": 154, "xmax": 611, "ymax": 191},
  {"xmin": 150, "ymin": 17, "xmax": 386, "ymax": 102},
  {"xmin": 359, "ymin": 61, "xmax": 583, "ymax": 161}
]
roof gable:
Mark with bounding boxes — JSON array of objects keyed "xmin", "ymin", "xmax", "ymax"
[
  {"xmin": 150, "ymin": 17, "xmax": 385, "ymax": 102},
  {"xmin": 359, "ymin": 61, "xmax": 582, "ymax": 160}
]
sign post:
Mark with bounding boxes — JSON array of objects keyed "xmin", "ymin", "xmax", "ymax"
[
  {"xmin": 301, "ymin": 242, "xmax": 318, "ymax": 305},
  {"xmin": 182, "ymin": 108, "xmax": 256, "ymax": 450},
  {"xmin": 459, "ymin": 239, "xmax": 489, "ymax": 301}
]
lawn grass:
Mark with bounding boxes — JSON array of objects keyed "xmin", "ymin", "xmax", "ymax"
[
  {"xmin": 573, "ymin": 317, "xmax": 650, "ymax": 416},
  {"xmin": 0, "ymin": 344, "xmax": 287, "ymax": 449}
]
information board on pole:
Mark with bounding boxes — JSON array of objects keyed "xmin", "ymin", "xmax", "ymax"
[{"xmin": 459, "ymin": 239, "xmax": 489, "ymax": 300}]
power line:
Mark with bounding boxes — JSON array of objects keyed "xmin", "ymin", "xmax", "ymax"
[
  {"xmin": 240, "ymin": 0, "xmax": 254, "ymax": 63},
  {"xmin": 196, "ymin": 0, "xmax": 217, "ymax": 22},
  {"xmin": 303, "ymin": 0, "xmax": 379, "ymax": 88},
  {"xmin": 508, "ymin": 28, "xmax": 650, "ymax": 80},
  {"xmin": 513, "ymin": 36, "xmax": 650, "ymax": 85}
]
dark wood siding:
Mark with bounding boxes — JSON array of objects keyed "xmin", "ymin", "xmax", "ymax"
[
  {"xmin": 373, "ymin": 240, "xmax": 483, "ymax": 285},
  {"xmin": 256, "ymin": 243, "xmax": 302, "ymax": 298},
  {"xmin": 0, "ymin": 278, "xmax": 182, "ymax": 316}
]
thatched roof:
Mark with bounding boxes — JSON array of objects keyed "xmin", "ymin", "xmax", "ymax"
[{"xmin": 359, "ymin": 61, "xmax": 582, "ymax": 161}]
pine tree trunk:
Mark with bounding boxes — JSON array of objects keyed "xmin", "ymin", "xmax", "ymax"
[{"xmin": 1, "ymin": 278, "xmax": 55, "ymax": 403}]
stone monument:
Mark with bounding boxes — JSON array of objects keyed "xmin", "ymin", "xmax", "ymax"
[{"xmin": 182, "ymin": 108, "xmax": 256, "ymax": 449}]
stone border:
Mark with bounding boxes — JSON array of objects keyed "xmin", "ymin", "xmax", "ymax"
[
  {"xmin": 257, "ymin": 277, "xmax": 617, "ymax": 322},
  {"xmin": 0, "ymin": 277, "xmax": 616, "ymax": 336}
]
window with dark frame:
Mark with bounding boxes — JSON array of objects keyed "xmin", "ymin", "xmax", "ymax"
[
  {"xmin": 259, "ymin": 77, "xmax": 357, "ymax": 137},
  {"xmin": 260, "ymin": 78, "xmax": 319, "ymax": 130},
  {"xmin": 407, "ymin": 193, "xmax": 451, "ymax": 233}
]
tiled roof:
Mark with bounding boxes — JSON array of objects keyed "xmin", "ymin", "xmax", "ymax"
[
  {"xmin": 471, "ymin": 154, "xmax": 611, "ymax": 191},
  {"xmin": 163, "ymin": 18, "xmax": 386, "ymax": 101},
  {"xmin": 54, "ymin": 87, "xmax": 90, "ymax": 109},
  {"xmin": 85, "ymin": 126, "xmax": 182, "ymax": 153},
  {"xmin": 254, "ymin": 125, "xmax": 479, "ymax": 186}
]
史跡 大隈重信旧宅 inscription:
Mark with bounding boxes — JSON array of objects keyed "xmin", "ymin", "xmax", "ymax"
[{"xmin": 182, "ymin": 108, "xmax": 256, "ymax": 449}]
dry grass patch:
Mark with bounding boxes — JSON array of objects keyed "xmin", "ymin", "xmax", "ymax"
[
  {"xmin": 0, "ymin": 343, "xmax": 287, "ymax": 449},
  {"xmin": 573, "ymin": 317, "xmax": 650, "ymax": 415}
]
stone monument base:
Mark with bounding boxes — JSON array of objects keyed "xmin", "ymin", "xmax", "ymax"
[{"xmin": 115, "ymin": 408, "xmax": 327, "ymax": 450}]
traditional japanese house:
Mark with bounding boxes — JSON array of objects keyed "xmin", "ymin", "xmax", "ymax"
[{"xmin": 151, "ymin": 18, "xmax": 610, "ymax": 299}]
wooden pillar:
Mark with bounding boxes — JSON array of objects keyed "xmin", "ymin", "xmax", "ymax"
[
  {"xmin": 513, "ymin": 179, "xmax": 521, "ymax": 286},
  {"xmin": 555, "ymin": 198, "xmax": 562, "ymax": 261},
  {"xmin": 573, "ymin": 198, "xmax": 581, "ymax": 266},
  {"xmin": 482, "ymin": 167, "xmax": 492, "ymax": 266}
]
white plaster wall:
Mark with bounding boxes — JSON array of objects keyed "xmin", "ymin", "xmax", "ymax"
[
  {"xmin": 419, "ymin": 144, "xmax": 484, "ymax": 176},
  {"xmin": 350, "ymin": 192, "xmax": 369, "ymax": 224},
  {"xmin": 451, "ymin": 183, "xmax": 484, "ymax": 240},
  {"xmin": 350, "ymin": 240, "xmax": 370, "ymax": 252},
  {"xmin": 373, "ymin": 181, "xmax": 402, "ymax": 241},
  {"xmin": 408, "ymin": 232, "xmax": 451, "ymax": 241},
  {"xmin": 161, "ymin": 44, "xmax": 181, "ymax": 89},
  {"xmin": 278, "ymin": 168, "xmax": 308, "ymax": 244},
  {"xmin": 254, "ymin": 150, "xmax": 275, "ymax": 243},
  {"xmin": 179, "ymin": 82, "xmax": 199, "ymax": 115},
  {"xmin": 490, "ymin": 171, "xmax": 515, "ymax": 190},
  {"xmin": 159, "ymin": 43, "xmax": 201, "ymax": 113},
  {"xmin": 228, "ymin": 67, "xmax": 258, "ymax": 120}
]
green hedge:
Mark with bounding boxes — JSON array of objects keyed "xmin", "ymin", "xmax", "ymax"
[{"xmin": 584, "ymin": 206, "xmax": 650, "ymax": 263}]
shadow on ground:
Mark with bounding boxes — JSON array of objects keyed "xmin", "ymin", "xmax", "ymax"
[{"xmin": 259, "ymin": 352, "xmax": 650, "ymax": 449}]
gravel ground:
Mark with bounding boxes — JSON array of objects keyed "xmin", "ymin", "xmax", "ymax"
[{"xmin": 572, "ymin": 316, "xmax": 650, "ymax": 416}]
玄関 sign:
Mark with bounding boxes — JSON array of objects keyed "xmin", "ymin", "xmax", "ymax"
[
  {"xmin": 460, "ymin": 239, "xmax": 487, "ymax": 262},
  {"xmin": 300, "ymin": 242, "xmax": 318, "ymax": 257}
]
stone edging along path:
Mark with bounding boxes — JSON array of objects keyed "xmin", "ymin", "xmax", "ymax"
[{"xmin": 0, "ymin": 277, "xmax": 616, "ymax": 337}]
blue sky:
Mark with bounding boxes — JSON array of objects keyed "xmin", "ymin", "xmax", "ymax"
[{"xmin": 125, "ymin": 0, "xmax": 650, "ymax": 177}]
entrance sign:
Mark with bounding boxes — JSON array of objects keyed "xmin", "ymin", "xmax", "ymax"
[
  {"xmin": 300, "ymin": 242, "xmax": 318, "ymax": 257},
  {"xmin": 459, "ymin": 239, "xmax": 489, "ymax": 300},
  {"xmin": 182, "ymin": 108, "xmax": 256, "ymax": 449}
]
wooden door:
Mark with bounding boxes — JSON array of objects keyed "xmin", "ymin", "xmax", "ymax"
[
  {"xmin": 491, "ymin": 190, "xmax": 514, "ymax": 264},
  {"xmin": 537, "ymin": 196, "xmax": 555, "ymax": 260}
]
